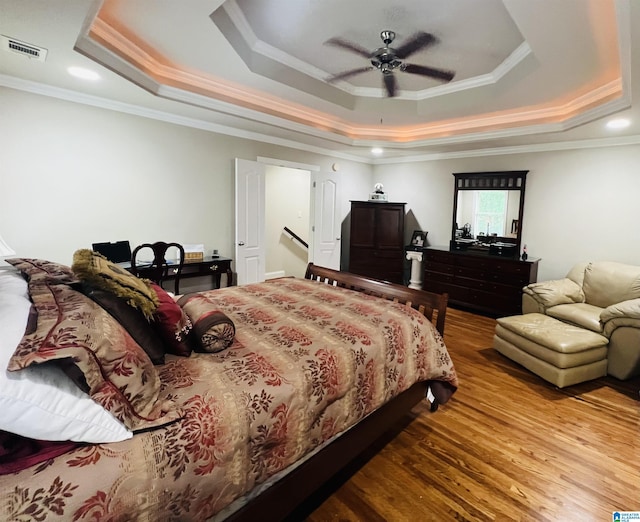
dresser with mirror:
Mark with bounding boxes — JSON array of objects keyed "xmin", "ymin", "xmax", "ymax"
[{"xmin": 423, "ymin": 171, "xmax": 539, "ymax": 317}]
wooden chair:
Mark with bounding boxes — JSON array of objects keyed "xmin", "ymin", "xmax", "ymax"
[{"xmin": 130, "ymin": 242, "xmax": 185, "ymax": 294}]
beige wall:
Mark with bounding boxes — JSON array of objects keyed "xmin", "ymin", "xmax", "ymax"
[
  {"xmin": 0, "ymin": 87, "xmax": 371, "ymax": 269},
  {"xmin": 373, "ymin": 147, "xmax": 640, "ymax": 281},
  {"xmin": 3, "ymin": 87, "xmax": 640, "ymax": 283}
]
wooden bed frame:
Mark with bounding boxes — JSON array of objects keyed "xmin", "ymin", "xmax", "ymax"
[
  {"xmin": 305, "ymin": 263, "xmax": 448, "ymax": 337},
  {"xmin": 225, "ymin": 264, "xmax": 449, "ymax": 522}
]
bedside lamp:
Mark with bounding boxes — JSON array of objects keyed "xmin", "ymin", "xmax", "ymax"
[{"xmin": 0, "ymin": 234, "xmax": 16, "ymax": 257}]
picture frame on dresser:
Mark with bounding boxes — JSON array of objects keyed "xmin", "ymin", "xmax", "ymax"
[{"xmin": 408, "ymin": 230, "xmax": 427, "ymax": 250}]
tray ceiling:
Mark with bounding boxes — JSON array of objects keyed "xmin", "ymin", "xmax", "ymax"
[{"xmin": 0, "ymin": 0, "xmax": 635, "ymax": 160}]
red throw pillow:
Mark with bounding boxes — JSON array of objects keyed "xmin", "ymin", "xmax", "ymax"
[{"xmin": 150, "ymin": 284, "xmax": 193, "ymax": 356}]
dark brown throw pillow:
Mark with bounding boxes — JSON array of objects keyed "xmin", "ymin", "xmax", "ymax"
[
  {"xmin": 82, "ymin": 286, "xmax": 166, "ymax": 365},
  {"xmin": 149, "ymin": 283, "xmax": 193, "ymax": 357},
  {"xmin": 178, "ymin": 293, "xmax": 236, "ymax": 353}
]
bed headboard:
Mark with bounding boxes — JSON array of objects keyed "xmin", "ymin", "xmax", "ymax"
[{"xmin": 304, "ymin": 263, "xmax": 448, "ymax": 336}]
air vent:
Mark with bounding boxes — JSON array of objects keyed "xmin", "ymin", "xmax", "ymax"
[{"xmin": 1, "ymin": 35, "xmax": 48, "ymax": 62}]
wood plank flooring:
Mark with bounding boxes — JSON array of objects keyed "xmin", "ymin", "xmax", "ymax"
[{"xmin": 299, "ymin": 307, "xmax": 640, "ymax": 522}]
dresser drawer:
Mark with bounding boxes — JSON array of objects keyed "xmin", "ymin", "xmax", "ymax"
[
  {"xmin": 483, "ymin": 270, "xmax": 530, "ymax": 286},
  {"xmin": 457, "ymin": 276, "xmax": 521, "ymax": 296},
  {"xmin": 424, "ymin": 250, "xmax": 455, "ymax": 265},
  {"xmin": 425, "ymin": 270, "xmax": 454, "ymax": 285},
  {"xmin": 424, "ymin": 260, "xmax": 455, "ymax": 275},
  {"xmin": 423, "ymin": 279, "xmax": 458, "ymax": 297},
  {"xmin": 490, "ymin": 260, "xmax": 533, "ymax": 277},
  {"xmin": 454, "ymin": 265, "xmax": 485, "ymax": 281},
  {"xmin": 456, "ymin": 255, "xmax": 492, "ymax": 270}
]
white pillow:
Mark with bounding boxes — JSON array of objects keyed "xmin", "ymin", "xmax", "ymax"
[{"xmin": 0, "ymin": 269, "xmax": 133, "ymax": 443}]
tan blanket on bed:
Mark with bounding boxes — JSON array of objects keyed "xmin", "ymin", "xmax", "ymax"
[{"xmin": 1, "ymin": 277, "xmax": 457, "ymax": 521}]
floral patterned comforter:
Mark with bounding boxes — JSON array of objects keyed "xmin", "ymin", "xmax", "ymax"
[{"xmin": 1, "ymin": 277, "xmax": 457, "ymax": 521}]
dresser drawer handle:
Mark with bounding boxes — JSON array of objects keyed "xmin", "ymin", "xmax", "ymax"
[{"xmin": 209, "ymin": 265, "xmax": 218, "ymax": 272}]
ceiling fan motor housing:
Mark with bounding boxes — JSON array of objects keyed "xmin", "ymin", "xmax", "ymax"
[
  {"xmin": 372, "ymin": 31, "xmax": 402, "ymax": 72},
  {"xmin": 380, "ymin": 30, "xmax": 396, "ymax": 45}
]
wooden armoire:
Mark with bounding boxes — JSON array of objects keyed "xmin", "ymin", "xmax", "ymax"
[{"xmin": 348, "ymin": 201, "xmax": 406, "ymax": 284}]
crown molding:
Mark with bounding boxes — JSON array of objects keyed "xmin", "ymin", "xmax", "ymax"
[
  {"xmin": 2, "ymin": 73, "xmax": 638, "ymax": 167},
  {"xmin": 374, "ymin": 134, "xmax": 640, "ymax": 164},
  {"xmin": 0, "ymin": 74, "xmax": 368, "ymax": 163}
]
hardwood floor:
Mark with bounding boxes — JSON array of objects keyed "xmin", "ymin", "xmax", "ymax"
[{"xmin": 300, "ymin": 307, "xmax": 640, "ymax": 522}]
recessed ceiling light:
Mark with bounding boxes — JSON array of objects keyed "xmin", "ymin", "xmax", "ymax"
[
  {"xmin": 371, "ymin": 147, "xmax": 383, "ymax": 155},
  {"xmin": 67, "ymin": 66, "xmax": 100, "ymax": 81},
  {"xmin": 606, "ymin": 118, "xmax": 630, "ymax": 130}
]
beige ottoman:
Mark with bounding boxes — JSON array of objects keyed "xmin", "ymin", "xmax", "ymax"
[{"xmin": 494, "ymin": 313, "xmax": 609, "ymax": 388}]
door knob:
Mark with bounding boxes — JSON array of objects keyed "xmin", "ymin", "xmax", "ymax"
[
  {"xmin": 336, "ymin": 237, "xmax": 341, "ymax": 240},
  {"xmin": 238, "ymin": 241, "xmax": 245, "ymax": 246}
]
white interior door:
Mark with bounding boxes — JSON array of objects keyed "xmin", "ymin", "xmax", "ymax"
[
  {"xmin": 311, "ymin": 171, "xmax": 341, "ymax": 270},
  {"xmin": 235, "ymin": 158, "xmax": 265, "ymax": 285}
]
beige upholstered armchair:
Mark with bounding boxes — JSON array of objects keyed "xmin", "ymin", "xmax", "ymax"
[{"xmin": 522, "ymin": 261, "xmax": 640, "ymax": 380}]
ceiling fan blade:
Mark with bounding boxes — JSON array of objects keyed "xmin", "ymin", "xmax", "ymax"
[
  {"xmin": 383, "ymin": 73, "xmax": 397, "ymax": 97},
  {"xmin": 324, "ymin": 37, "xmax": 371, "ymax": 58},
  {"xmin": 326, "ymin": 66, "xmax": 374, "ymax": 82},
  {"xmin": 402, "ymin": 63, "xmax": 455, "ymax": 82},
  {"xmin": 394, "ymin": 32, "xmax": 437, "ymax": 59}
]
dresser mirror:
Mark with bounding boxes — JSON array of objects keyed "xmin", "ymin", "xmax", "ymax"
[{"xmin": 451, "ymin": 170, "xmax": 528, "ymax": 256}]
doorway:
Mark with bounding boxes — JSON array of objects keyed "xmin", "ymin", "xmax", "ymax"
[
  {"xmin": 235, "ymin": 158, "xmax": 341, "ymax": 284},
  {"xmin": 265, "ymin": 165, "xmax": 310, "ymax": 279}
]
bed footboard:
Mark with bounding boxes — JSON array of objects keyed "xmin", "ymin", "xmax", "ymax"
[{"xmin": 305, "ymin": 263, "xmax": 448, "ymax": 336}]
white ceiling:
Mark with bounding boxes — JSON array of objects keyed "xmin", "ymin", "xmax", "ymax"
[{"xmin": 0, "ymin": 0, "xmax": 638, "ymax": 162}]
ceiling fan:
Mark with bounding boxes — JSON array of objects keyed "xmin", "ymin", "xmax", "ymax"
[{"xmin": 325, "ymin": 30, "xmax": 455, "ymax": 97}]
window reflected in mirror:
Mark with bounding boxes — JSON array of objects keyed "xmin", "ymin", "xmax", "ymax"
[{"xmin": 456, "ymin": 190, "xmax": 520, "ymax": 238}]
